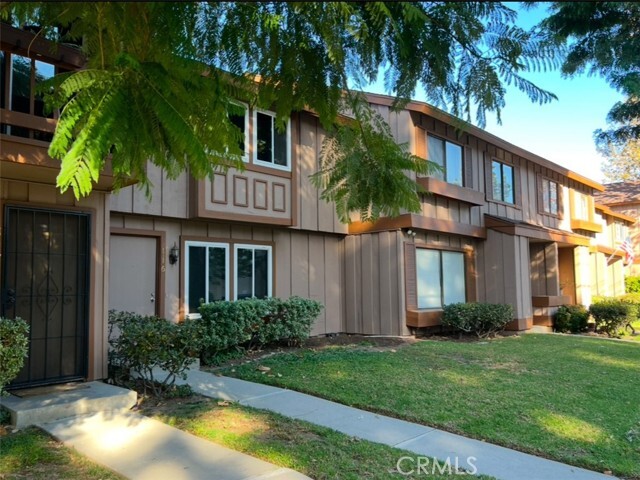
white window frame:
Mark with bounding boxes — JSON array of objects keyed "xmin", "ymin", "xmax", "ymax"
[
  {"xmin": 233, "ymin": 244, "xmax": 273, "ymax": 300},
  {"xmin": 252, "ymin": 108, "xmax": 291, "ymax": 171},
  {"xmin": 184, "ymin": 241, "xmax": 230, "ymax": 317},
  {"xmin": 229, "ymin": 100, "xmax": 249, "ymax": 162},
  {"xmin": 574, "ymin": 192, "xmax": 591, "ymax": 220}
]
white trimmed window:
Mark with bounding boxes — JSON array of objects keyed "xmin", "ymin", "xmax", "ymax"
[
  {"xmin": 184, "ymin": 241, "xmax": 229, "ymax": 315},
  {"xmin": 234, "ymin": 244, "xmax": 273, "ymax": 300},
  {"xmin": 416, "ymin": 249, "xmax": 466, "ymax": 309},
  {"xmin": 228, "ymin": 102, "xmax": 249, "ymax": 161},
  {"xmin": 573, "ymin": 193, "xmax": 591, "ymax": 220},
  {"xmin": 253, "ymin": 109, "xmax": 290, "ymax": 170}
]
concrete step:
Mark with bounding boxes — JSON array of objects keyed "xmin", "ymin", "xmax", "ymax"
[{"xmin": 0, "ymin": 381, "xmax": 137, "ymax": 428}]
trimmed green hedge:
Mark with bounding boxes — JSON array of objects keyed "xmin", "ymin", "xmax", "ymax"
[
  {"xmin": 589, "ymin": 299, "xmax": 637, "ymax": 337},
  {"xmin": 198, "ymin": 296, "xmax": 323, "ymax": 364},
  {"xmin": 0, "ymin": 317, "xmax": 29, "ymax": 396},
  {"xmin": 554, "ymin": 305, "xmax": 590, "ymax": 333},
  {"xmin": 442, "ymin": 302, "xmax": 513, "ymax": 338}
]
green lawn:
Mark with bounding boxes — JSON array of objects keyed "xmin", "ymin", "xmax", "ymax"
[
  {"xmin": 0, "ymin": 427, "xmax": 123, "ymax": 479},
  {"xmin": 223, "ymin": 334, "xmax": 640, "ymax": 479},
  {"xmin": 142, "ymin": 396, "xmax": 493, "ymax": 479}
]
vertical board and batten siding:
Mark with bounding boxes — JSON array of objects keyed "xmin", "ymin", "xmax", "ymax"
[
  {"xmin": 110, "ymin": 166, "xmax": 190, "ymax": 219},
  {"xmin": 111, "ymin": 112, "xmax": 348, "ymax": 236},
  {"xmin": 529, "ymin": 242, "xmax": 560, "ymax": 296},
  {"xmin": 590, "ymin": 251, "xmax": 625, "ymax": 298},
  {"xmin": 414, "ymin": 113, "xmax": 595, "ymax": 235},
  {"xmin": 0, "ymin": 180, "xmax": 110, "ymax": 382},
  {"xmin": 344, "ymin": 230, "xmax": 407, "ymax": 336},
  {"xmin": 109, "ymin": 214, "xmax": 345, "ymax": 335},
  {"xmin": 295, "ymin": 107, "xmax": 410, "ymax": 232},
  {"xmin": 476, "ymin": 229, "xmax": 532, "ymax": 321},
  {"xmin": 573, "ymin": 246, "xmax": 593, "ymax": 306}
]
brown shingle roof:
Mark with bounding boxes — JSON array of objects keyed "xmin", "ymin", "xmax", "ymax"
[{"xmin": 595, "ymin": 181, "xmax": 640, "ymax": 205}]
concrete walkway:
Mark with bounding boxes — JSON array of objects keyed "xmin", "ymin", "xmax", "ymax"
[
  {"xmin": 182, "ymin": 369, "xmax": 616, "ymax": 480},
  {"xmin": 40, "ymin": 410, "xmax": 310, "ymax": 480}
]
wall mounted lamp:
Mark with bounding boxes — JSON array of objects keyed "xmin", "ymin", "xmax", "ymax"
[
  {"xmin": 405, "ymin": 229, "xmax": 417, "ymax": 238},
  {"xmin": 169, "ymin": 243, "xmax": 180, "ymax": 265}
]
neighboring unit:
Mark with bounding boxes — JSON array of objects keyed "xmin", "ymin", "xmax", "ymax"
[
  {"xmin": 595, "ymin": 182, "xmax": 640, "ymax": 277},
  {"xmin": 0, "ymin": 24, "xmax": 629, "ymax": 389}
]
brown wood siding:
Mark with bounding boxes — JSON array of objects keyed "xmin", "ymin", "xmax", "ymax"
[
  {"xmin": 1, "ymin": 180, "xmax": 110, "ymax": 382},
  {"xmin": 479, "ymin": 229, "xmax": 531, "ymax": 322},
  {"xmin": 344, "ymin": 231, "xmax": 407, "ymax": 335},
  {"xmin": 111, "ymin": 111, "xmax": 348, "ymax": 235},
  {"xmin": 529, "ymin": 242, "xmax": 560, "ymax": 297},
  {"xmin": 109, "ymin": 214, "xmax": 345, "ymax": 334},
  {"xmin": 412, "ymin": 112, "xmax": 599, "ymax": 236},
  {"xmin": 294, "ymin": 112, "xmax": 349, "ymax": 234},
  {"xmin": 111, "ymin": 168, "xmax": 190, "ymax": 219}
]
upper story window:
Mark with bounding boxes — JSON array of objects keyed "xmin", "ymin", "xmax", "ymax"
[
  {"xmin": 614, "ymin": 222, "xmax": 626, "ymax": 243},
  {"xmin": 228, "ymin": 102, "xmax": 248, "ymax": 160},
  {"xmin": 540, "ymin": 177, "xmax": 559, "ymax": 215},
  {"xmin": 1, "ymin": 51, "xmax": 59, "ymax": 140},
  {"xmin": 427, "ymin": 135, "xmax": 463, "ymax": 186},
  {"xmin": 253, "ymin": 109, "xmax": 290, "ymax": 171},
  {"xmin": 573, "ymin": 192, "xmax": 591, "ymax": 220},
  {"xmin": 491, "ymin": 160, "xmax": 515, "ymax": 204},
  {"xmin": 416, "ymin": 248, "xmax": 466, "ymax": 309}
]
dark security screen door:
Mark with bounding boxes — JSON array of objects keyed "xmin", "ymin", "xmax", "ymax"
[{"xmin": 2, "ymin": 206, "xmax": 90, "ymax": 388}]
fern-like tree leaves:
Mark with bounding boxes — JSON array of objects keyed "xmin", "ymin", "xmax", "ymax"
[
  {"xmin": 312, "ymin": 96, "xmax": 437, "ymax": 223},
  {"xmin": 4, "ymin": 2, "xmax": 564, "ymax": 218},
  {"xmin": 47, "ymin": 58, "xmax": 245, "ymax": 198}
]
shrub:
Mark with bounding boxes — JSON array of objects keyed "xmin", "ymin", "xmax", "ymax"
[
  {"xmin": 0, "ymin": 317, "xmax": 29, "ymax": 396},
  {"xmin": 554, "ymin": 305, "xmax": 590, "ymax": 333},
  {"xmin": 108, "ymin": 311, "xmax": 203, "ymax": 396},
  {"xmin": 589, "ymin": 300, "xmax": 636, "ymax": 337},
  {"xmin": 621, "ymin": 292, "xmax": 640, "ymax": 307},
  {"xmin": 626, "ymin": 276, "xmax": 640, "ymax": 293},
  {"xmin": 442, "ymin": 302, "xmax": 513, "ymax": 338},
  {"xmin": 198, "ymin": 296, "xmax": 323, "ymax": 364}
]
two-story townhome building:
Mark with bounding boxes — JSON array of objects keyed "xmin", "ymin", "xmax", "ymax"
[
  {"xmin": 1, "ymin": 24, "xmax": 626, "ymax": 389},
  {"xmin": 595, "ymin": 182, "xmax": 640, "ymax": 277},
  {"xmin": 590, "ymin": 204, "xmax": 635, "ymax": 296}
]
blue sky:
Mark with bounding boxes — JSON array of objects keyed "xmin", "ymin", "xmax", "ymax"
[{"xmin": 363, "ymin": 3, "xmax": 623, "ymax": 183}]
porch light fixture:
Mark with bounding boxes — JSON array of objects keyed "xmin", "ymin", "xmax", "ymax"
[
  {"xmin": 405, "ymin": 229, "xmax": 417, "ymax": 238},
  {"xmin": 169, "ymin": 243, "xmax": 180, "ymax": 265}
]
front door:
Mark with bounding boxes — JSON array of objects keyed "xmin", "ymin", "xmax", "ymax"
[
  {"xmin": 2, "ymin": 206, "xmax": 90, "ymax": 388},
  {"xmin": 558, "ymin": 247, "xmax": 577, "ymax": 304},
  {"xmin": 109, "ymin": 234, "xmax": 158, "ymax": 316}
]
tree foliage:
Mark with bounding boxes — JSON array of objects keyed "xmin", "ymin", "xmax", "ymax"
[
  {"xmin": 2, "ymin": 2, "xmax": 561, "ymax": 221},
  {"xmin": 539, "ymin": 2, "xmax": 640, "ymax": 146},
  {"xmin": 600, "ymin": 137, "xmax": 640, "ymax": 182}
]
